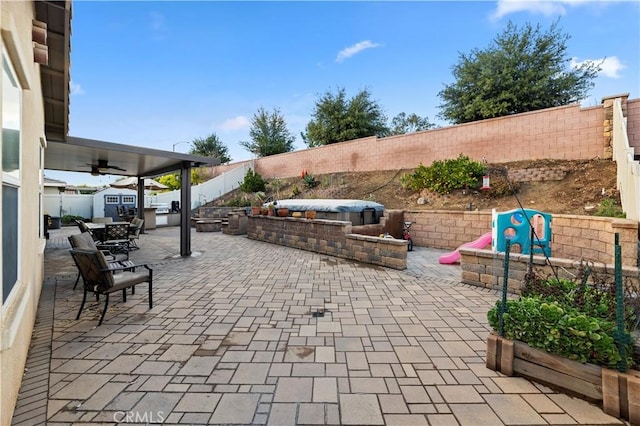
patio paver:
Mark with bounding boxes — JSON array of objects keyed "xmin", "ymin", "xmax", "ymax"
[{"xmin": 11, "ymin": 226, "xmax": 628, "ymax": 425}]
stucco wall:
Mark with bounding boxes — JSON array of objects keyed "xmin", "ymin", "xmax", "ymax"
[{"xmin": 1, "ymin": 2, "xmax": 48, "ymax": 424}]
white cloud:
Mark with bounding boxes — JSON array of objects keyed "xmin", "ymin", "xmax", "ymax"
[
  {"xmin": 70, "ymin": 82, "xmax": 85, "ymax": 95},
  {"xmin": 149, "ymin": 12, "xmax": 165, "ymax": 31},
  {"xmin": 335, "ymin": 40, "xmax": 381, "ymax": 63},
  {"xmin": 220, "ymin": 116, "xmax": 250, "ymax": 131},
  {"xmin": 571, "ymin": 56, "xmax": 625, "ymax": 78},
  {"xmin": 491, "ymin": 0, "xmax": 594, "ymax": 20}
]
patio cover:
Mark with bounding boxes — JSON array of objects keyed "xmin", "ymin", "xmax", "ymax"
[{"xmin": 45, "ymin": 136, "xmax": 219, "ymax": 257}]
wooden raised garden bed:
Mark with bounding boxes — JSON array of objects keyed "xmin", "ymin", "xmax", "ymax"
[{"xmin": 487, "ymin": 333, "xmax": 640, "ymax": 424}]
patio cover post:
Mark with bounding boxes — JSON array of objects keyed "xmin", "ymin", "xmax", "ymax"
[
  {"xmin": 180, "ymin": 162, "xmax": 191, "ymax": 256},
  {"xmin": 137, "ymin": 177, "xmax": 145, "ymax": 232}
]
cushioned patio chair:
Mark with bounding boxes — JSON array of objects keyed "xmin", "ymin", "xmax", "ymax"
[
  {"xmin": 128, "ymin": 218, "xmax": 144, "ymax": 250},
  {"xmin": 68, "ymin": 233, "xmax": 132, "ymax": 289},
  {"xmin": 75, "ymin": 219, "xmax": 99, "ymax": 241},
  {"xmin": 70, "ymin": 248, "xmax": 153, "ymax": 325}
]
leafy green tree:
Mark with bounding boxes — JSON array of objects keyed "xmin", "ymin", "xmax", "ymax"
[
  {"xmin": 301, "ymin": 87, "xmax": 389, "ymax": 147},
  {"xmin": 240, "ymin": 107, "xmax": 295, "ymax": 157},
  {"xmin": 155, "ymin": 169, "xmax": 201, "ymax": 190},
  {"xmin": 438, "ymin": 20, "xmax": 601, "ymax": 124},
  {"xmin": 388, "ymin": 112, "xmax": 434, "ymax": 135},
  {"xmin": 156, "ymin": 174, "xmax": 180, "ymax": 190},
  {"xmin": 189, "ymin": 133, "xmax": 231, "ymax": 164}
]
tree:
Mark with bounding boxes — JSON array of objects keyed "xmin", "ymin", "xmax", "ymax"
[
  {"xmin": 301, "ymin": 88, "xmax": 389, "ymax": 147},
  {"xmin": 189, "ymin": 133, "xmax": 231, "ymax": 164},
  {"xmin": 156, "ymin": 169, "xmax": 201, "ymax": 190},
  {"xmin": 240, "ymin": 107, "xmax": 295, "ymax": 157},
  {"xmin": 438, "ymin": 20, "xmax": 601, "ymax": 124},
  {"xmin": 156, "ymin": 174, "xmax": 180, "ymax": 190},
  {"xmin": 388, "ymin": 112, "xmax": 435, "ymax": 135}
]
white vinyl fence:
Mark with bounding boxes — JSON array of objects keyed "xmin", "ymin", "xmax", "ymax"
[
  {"xmin": 146, "ymin": 162, "xmax": 253, "ymax": 211},
  {"xmin": 44, "ymin": 163, "xmax": 253, "ymax": 219},
  {"xmin": 43, "ymin": 194, "xmax": 93, "ymax": 219},
  {"xmin": 612, "ymin": 97, "xmax": 640, "ymax": 221}
]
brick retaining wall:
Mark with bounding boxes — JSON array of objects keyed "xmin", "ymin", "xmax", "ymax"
[
  {"xmin": 459, "ymin": 248, "xmax": 639, "ymax": 294},
  {"xmin": 404, "ymin": 210, "xmax": 638, "ymax": 267},
  {"xmin": 246, "ymin": 216, "xmax": 407, "ymax": 269}
]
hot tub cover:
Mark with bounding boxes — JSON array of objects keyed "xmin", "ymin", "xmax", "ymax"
[{"xmin": 270, "ymin": 199, "xmax": 384, "ymax": 213}]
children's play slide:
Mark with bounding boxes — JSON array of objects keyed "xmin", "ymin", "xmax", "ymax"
[{"xmin": 438, "ymin": 232, "xmax": 493, "ymax": 264}]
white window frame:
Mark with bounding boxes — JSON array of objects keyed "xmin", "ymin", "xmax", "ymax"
[
  {"xmin": 2, "ymin": 45, "xmax": 23, "ymax": 309},
  {"xmin": 122, "ymin": 195, "xmax": 135, "ymax": 204},
  {"xmin": 105, "ymin": 195, "xmax": 119, "ymax": 204}
]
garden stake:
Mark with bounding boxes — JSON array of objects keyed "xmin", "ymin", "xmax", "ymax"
[
  {"xmin": 613, "ymin": 233, "xmax": 631, "ymax": 372},
  {"xmin": 528, "ymin": 226, "xmax": 534, "ymax": 275},
  {"xmin": 499, "ymin": 240, "xmax": 511, "ymax": 337}
]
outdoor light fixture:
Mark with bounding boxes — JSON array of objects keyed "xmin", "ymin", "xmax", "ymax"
[{"xmin": 172, "ymin": 141, "xmax": 190, "ymax": 152}]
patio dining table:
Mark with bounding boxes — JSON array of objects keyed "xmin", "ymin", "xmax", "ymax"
[{"xmin": 86, "ymin": 221, "xmax": 133, "ymax": 243}]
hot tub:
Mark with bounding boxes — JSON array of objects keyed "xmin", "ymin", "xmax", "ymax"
[{"xmin": 271, "ymin": 199, "xmax": 384, "ymax": 225}]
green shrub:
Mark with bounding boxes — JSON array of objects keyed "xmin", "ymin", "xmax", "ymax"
[
  {"xmin": 61, "ymin": 214, "xmax": 84, "ymax": 224},
  {"xmin": 239, "ymin": 168, "xmax": 266, "ymax": 193},
  {"xmin": 400, "ymin": 154, "xmax": 485, "ymax": 194},
  {"xmin": 225, "ymin": 195, "xmax": 251, "ymax": 207},
  {"xmin": 488, "ymin": 276, "xmax": 636, "ymax": 368},
  {"xmin": 303, "ymin": 173, "xmax": 319, "ymax": 188},
  {"xmin": 595, "ymin": 198, "xmax": 625, "ymax": 218}
]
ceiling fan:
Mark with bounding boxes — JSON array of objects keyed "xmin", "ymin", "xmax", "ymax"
[{"xmin": 86, "ymin": 159, "xmax": 127, "ymax": 176}]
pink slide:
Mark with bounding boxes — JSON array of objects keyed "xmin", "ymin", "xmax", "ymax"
[{"xmin": 438, "ymin": 232, "xmax": 493, "ymax": 264}]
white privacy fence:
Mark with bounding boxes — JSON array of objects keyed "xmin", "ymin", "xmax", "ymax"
[
  {"xmin": 612, "ymin": 97, "xmax": 640, "ymax": 221},
  {"xmin": 43, "ymin": 194, "xmax": 93, "ymax": 218},
  {"xmin": 145, "ymin": 162, "xmax": 253, "ymax": 210}
]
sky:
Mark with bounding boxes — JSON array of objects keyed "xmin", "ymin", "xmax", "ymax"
[{"xmin": 47, "ymin": 0, "xmax": 640, "ymax": 186}]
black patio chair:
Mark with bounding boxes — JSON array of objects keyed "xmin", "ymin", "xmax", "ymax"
[
  {"xmin": 68, "ymin": 233, "xmax": 132, "ymax": 289},
  {"xmin": 98, "ymin": 223, "xmax": 131, "ymax": 258},
  {"xmin": 128, "ymin": 218, "xmax": 144, "ymax": 250},
  {"xmin": 70, "ymin": 248, "xmax": 153, "ymax": 326}
]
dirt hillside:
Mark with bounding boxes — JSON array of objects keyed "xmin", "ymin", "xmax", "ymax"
[
  {"xmin": 215, "ymin": 160, "xmax": 620, "ymax": 215},
  {"xmin": 225, "ymin": 159, "xmax": 621, "ymax": 216}
]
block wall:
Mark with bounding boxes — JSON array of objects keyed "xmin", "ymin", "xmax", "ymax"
[
  {"xmin": 459, "ymin": 248, "xmax": 639, "ymax": 295},
  {"xmin": 403, "ymin": 210, "xmax": 638, "ymax": 267},
  {"xmin": 628, "ymin": 99, "xmax": 640, "ymax": 151},
  {"xmin": 246, "ymin": 216, "xmax": 407, "ymax": 269},
  {"xmin": 245, "ymin": 103, "xmax": 606, "ymax": 179}
]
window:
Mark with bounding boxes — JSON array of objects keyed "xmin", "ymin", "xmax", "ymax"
[
  {"xmin": 105, "ymin": 195, "xmax": 119, "ymax": 204},
  {"xmin": 122, "ymin": 195, "xmax": 135, "ymax": 204},
  {"xmin": 2, "ymin": 53, "xmax": 20, "ymax": 179},
  {"xmin": 2, "ymin": 49, "xmax": 22, "ymax": 304}
]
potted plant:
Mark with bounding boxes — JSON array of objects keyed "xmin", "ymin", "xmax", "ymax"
[
  {"xmin": 251, "ymin": 191, "xmax": 265, "ymax": 215},
  {"xmin": 277, "ymin": 207, "xmax": 289, "ymax": 217},
  {"xmin": 267, "ymin": 203, "xmax": 275, "ymax": 216}
]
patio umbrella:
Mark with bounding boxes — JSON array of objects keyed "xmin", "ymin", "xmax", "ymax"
[{"xmin": 110, "ymin": 177, "xmax": 168, "ymax": 191}]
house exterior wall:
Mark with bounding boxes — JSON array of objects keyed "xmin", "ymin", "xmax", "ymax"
[{"xmin": 0, "ymin": 1, "xmax": 49, "ymax": 424}]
